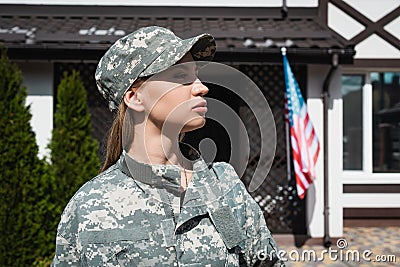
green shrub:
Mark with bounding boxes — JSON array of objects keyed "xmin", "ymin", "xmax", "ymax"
[
  {"xmin": 0, "ymin": 48, "xmax": 55, "ymax": 266},
  {"xmin": 33, "ymin": 254, "xmax": 53, "ymax": 267},
  {"xmin": 49, "ymin": 70, "xmax": 100, "ymax": 216}
]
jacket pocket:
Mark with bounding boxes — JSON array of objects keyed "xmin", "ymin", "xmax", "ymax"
[
  {"xmin": 80, "ymin": 228, "xmax": 150, "ymax": 267},
  {"xmin": 208, "ymin": 206, "xmax": 246, "ymax": 250}
]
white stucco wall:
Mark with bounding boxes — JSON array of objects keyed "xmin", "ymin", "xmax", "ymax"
[
  {"xmin": 17, "ymin": 62, "xmax": 53, "ymax": 160},
  {"xmin": 307, "ymin": 65, "xmax": 343, "ymax": 238}
]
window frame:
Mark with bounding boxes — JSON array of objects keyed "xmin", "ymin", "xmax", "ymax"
[{"xmin": 341, "ymin": 67, "xmax": 400, "ymax": 184}]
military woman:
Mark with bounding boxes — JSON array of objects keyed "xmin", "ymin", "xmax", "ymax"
[{"xmin": 51, "ymin": 26, "xmax": 285, "ymax": 267}]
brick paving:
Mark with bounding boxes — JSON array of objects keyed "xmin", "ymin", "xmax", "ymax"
[{"xmin": 275, "ymin": 227, "xmax": 399, "ymax": 266}]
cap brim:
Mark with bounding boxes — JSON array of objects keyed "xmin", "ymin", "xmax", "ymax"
[{"xmin": 140, "ymin": 33, "xmax": 216, "ymax": 77}]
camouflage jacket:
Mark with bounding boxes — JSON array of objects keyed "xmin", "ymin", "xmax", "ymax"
[{"xmin": 51, "ymin": 143, "xmax": 285, "ymax": 266}]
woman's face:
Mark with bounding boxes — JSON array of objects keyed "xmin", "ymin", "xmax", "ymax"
[{"xmin": 138, "ymin": 53, "xmax": 209, "ymax": 133}]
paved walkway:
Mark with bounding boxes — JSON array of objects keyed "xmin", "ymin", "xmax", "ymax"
[{"xmin": 276, "ymin": 227, "xmax": 399, "ymax": 266}]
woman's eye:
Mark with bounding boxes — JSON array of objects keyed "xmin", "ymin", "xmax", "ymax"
[
  {"xmin": 174, "ymin": 73, "xmax": 188, "ymax": 79},
  {"xmin": 173, "ymin": 73, "xmax": 197, "ymax": 85}
]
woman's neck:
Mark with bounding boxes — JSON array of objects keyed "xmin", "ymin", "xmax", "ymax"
[
  {"xmin": 126, "ymin": 121, "xmax": 190, "ymax": 169},
  {"xmin": 127, "ymin": 121, "xmax": 194, "ymax": 188}
]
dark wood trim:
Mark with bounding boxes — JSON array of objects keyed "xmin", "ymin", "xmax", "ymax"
[
  {"xmin": 351, "ymin": 7, "xmax": 400, "ymax": 50},
  {"xmin": 376, "ymin": 6, "xmax": 400, "ymax": 50},
  {"xmin": 343, "ymin": 184, "xmax": 400, "ymax": 193},
  {"xmin": 344, "ymin": 219, "xmax": 400, "ymax": 227},
  {"xmin": 353, "ymin": 59, "xmax": 400, "ymax": 68},
  {"xmin": 375, "ymin": 7, "xmax": 400, "ymax": 51},
  {"xmin": 374, "ymin": 30, "xmax": 400, "ymax": 51},
  {"xmin": 330, "ymin": 0, "xmax": 372, "ymax": 26},
  {"xmin": 376, "ymin": 6, "xmax": 400, "ymax": 27},
  {"xmin": 344, "ymin": 208, "xmax": 400, "ymax": 218},
  {"xmin": 344, "ymin": 208, "xmax": 400, "ymax": 229},
  {"xmin": 350, "ymin": 21, "xmax": 380, "ymax": 44},
  {"xmin": 330, "ymin": 0, "xmax": 400, "ymax": 50},
  {"xmin": 318, "ymin": 0, "xmax": 328, "ymax": 25}
]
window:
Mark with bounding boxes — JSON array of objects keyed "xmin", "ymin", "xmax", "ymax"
[
  {"xmin": 342, "ymin": 71, "xmax": 400, "ymax": 173},
  {"xmin": 342, "ymin": 74, "xmax": 364, "ymax": 170},
  {"xmin": 372, "ymin": 72, "xmax": 400, "ymax": 172}
]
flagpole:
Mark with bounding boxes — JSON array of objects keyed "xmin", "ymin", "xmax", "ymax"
[
  {"xmin": 285, "ymin": 109, "xmax": 291, "ymax": 182},
  {"xmin": 282, "ymin": 47, "xmax": 292, "ymax": 183}
]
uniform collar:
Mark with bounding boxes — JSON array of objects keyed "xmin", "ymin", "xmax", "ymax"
[
  {"xmin": 118, "ymin": 141, "xmax": 225, "ymax": 208},
  {"xmin": 120, "ymin": 142, "xmax": 211, "ymax": 193}
]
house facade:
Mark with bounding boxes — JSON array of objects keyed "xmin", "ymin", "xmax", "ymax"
[
  {"xmin": 326, "ymin": 0, "xmax": 400, "ymax": 229},
  {"xmin": 0, "ymin": 0, "xmax": 398, "ymax": 243}
]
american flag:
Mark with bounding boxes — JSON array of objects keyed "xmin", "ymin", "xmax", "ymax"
[{"xmin": 283, "ymin": 51, "xmax": 320, "ymax": 199}]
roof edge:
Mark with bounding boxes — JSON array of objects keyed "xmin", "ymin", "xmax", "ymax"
[
  {"xmin": 5, "ymin": 46, "xmax": 355, "ymax": 65},
  {"xmin": 0, "ymin": 4, "xmax": 318, "ymax": 18}
]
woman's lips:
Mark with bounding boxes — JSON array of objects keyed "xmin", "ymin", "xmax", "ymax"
[
  {"xmin": 192, "ymin": 106, "xmax": 208, "ymax": 113},
  {"xmin": 192, "ymin": 101, "xmax": 207, "ymax": 113}
]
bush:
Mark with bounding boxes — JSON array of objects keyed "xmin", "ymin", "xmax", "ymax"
[
  {"xmin": 33, "ymin": 254, "xmax": 54, "ymax": 267},
  {"xmin": 0, "ymin": 48, "xmax": 55, "ymax": 266},
  {"xmin": 49, "ymin": 70, "xmax": 100, "ymax": 216}
]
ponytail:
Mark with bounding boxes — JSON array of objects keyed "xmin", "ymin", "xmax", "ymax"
[
  {"xmin": 99, "ymin": 78, "xmax": 146, "ymax": 173},
  {"xmin": 99, "ymin": 102, "xmax": 127, "ymax": 173}
]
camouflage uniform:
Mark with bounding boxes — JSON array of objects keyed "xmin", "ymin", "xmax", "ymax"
[{"xmin": 51, "ymin": 143, "xmax": 284, "ymax": 266}]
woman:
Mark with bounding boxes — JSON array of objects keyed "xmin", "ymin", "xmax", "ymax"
[{"xmin": 52, "ymin": 26, "xmax": 284, "ymax": 266}]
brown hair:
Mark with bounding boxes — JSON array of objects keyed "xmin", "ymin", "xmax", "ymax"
[{"xmin": 99, "ymin": 78, "xmax": 145, "ymax": 173}]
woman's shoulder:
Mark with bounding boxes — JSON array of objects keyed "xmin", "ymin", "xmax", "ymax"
[
  {"xmin": 56, "ymin": 162, "xmax": 134, "ymax": 240},
  {"xmin": 208, "ymin": 161, "xmax": 245, "ymax": 194},
  {"xmin": 56, "ymin": 161, "xmax": 141, "ymax": 233},
  {"xmin": 209, "ymin": 161, "xmax": 241, "ymax": 181},
  {"xmin": 63, "ymin": 161, "xmax": 136, "ymax": 206}
]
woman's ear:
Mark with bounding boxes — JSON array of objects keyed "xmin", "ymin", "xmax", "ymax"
[{"xmin": 123, "ymin": 89, "xmax": 145, "ymax": 112}]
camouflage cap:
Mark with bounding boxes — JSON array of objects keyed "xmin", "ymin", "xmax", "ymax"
[{"xmin": 95, "ymin": 26, "xmax": 216, "ymax": 112}]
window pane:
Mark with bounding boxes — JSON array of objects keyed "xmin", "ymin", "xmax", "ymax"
[
  {"xmin": 372, "ymin": 72, "xmax": 400, "ymax": 172},
  {"xmin": 342, "ymin": 75, "xmax": 364, "ymax": 170}
]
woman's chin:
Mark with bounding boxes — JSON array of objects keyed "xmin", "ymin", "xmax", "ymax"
[{"xmin": 181, "ymin": 117, "xmax": 206, "ymax": 132}]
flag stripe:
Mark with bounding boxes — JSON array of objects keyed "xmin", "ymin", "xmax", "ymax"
[
  {"xmin": 307, "ymin": 128, "xmax": 316, "ymax": 148},
  {"xmin": 293, "ymin": 154, "xmax": 312, "ymax": 185},
  {"xmin": 313, "ymin": 144, "xmax": 320, "ymax": 164}
]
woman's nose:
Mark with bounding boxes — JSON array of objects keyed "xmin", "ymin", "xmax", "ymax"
[{"xmin": 192, "ymin": 79, "xmax": 209, "ymax": 96}]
